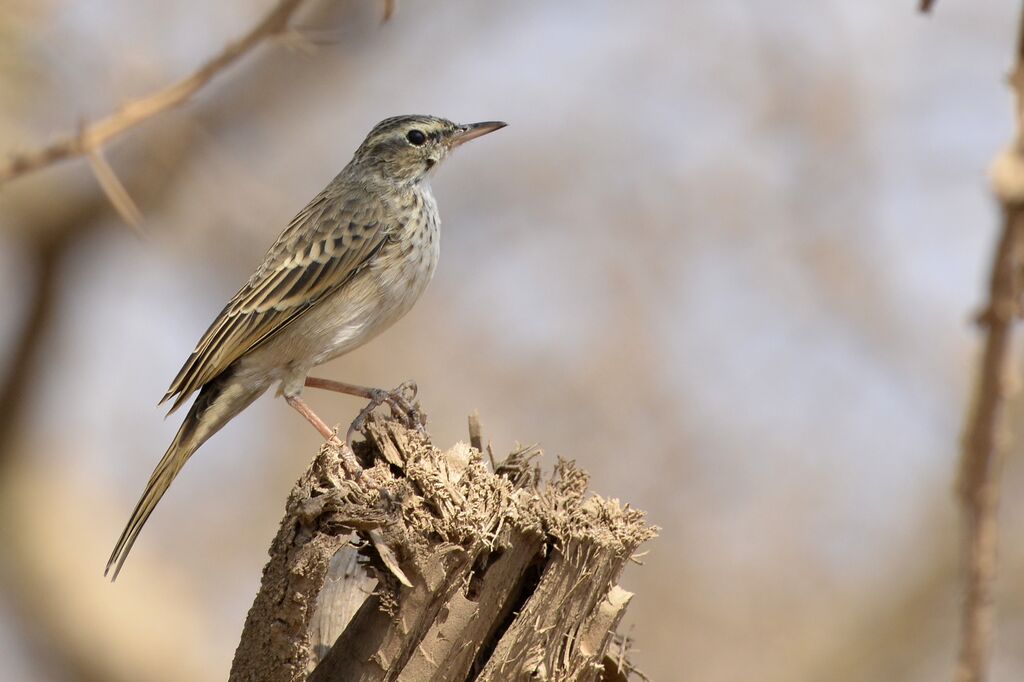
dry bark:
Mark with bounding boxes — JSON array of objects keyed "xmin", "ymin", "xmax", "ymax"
[{"xmin": 230, "ymin": 412, "xmax": 656, "ymax": 682}]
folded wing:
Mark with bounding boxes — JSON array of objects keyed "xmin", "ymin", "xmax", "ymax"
[{"xmin": 161, "ymin": 187, "xmax": 391, "ymax": 412}]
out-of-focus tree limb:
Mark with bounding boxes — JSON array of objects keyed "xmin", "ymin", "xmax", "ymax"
[
  {"xmin": 953, "ymin": 6, "xmax": 1024, "ymax": 682},
  {"xmin": 0, "ymin": 207, "xmax": 102, "ymax": 470},
  {"xmin": 0, "ymin": 0, "xmax": 310, "ymax": 200},
  {"xmin": 0, "ymin": 124, "xmax": 203, "ymax": 679}
]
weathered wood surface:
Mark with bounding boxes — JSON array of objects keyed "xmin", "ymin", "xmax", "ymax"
[{"xmin": 230, "ymin": 412, "xmax": 656, "ymax": 682}]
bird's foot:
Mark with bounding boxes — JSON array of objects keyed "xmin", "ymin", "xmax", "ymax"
[
  {"xmin": 387, "ymin": 380, "xmax": 423, "ymax": 428},
  {"xmin": 346, "ymin": 380, "xmax": 424, "ymax": 442}
]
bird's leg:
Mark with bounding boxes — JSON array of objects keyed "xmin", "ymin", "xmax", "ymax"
[
  {"xmin": 304, "ymin": 377, "xmax": 378, "ymax": 400},
  {"xmin": 305, "ymin": 377, "xmax": 423, "ymax": 434},
  {"xmin": 285, "ymin": 393, "xmax": 336, "ymax": 440},
  {"xmin": 285, "ymin": 394, "xmax": 365, "ymax": 480}
]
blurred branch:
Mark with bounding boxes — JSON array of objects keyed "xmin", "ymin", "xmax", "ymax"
[
  {"xmin": 0, "ymin": 223, "xmax": 90, "ymax": 469},
  {"xmin": 0, "ymin": 0, "xmax": 309, "ymax": 188},
  {"xmin": 919, "ymin": 0, "xmax": 937, "ymax": 13},
  {"xmin": 0, "ymin": 134, "xmax": 190, "ymax": 678},
  {"xmin": 953, "ymin": 7, "xmax": 1024, "ymax": 682}
]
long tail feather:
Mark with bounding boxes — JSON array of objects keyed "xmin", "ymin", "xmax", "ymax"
[
  {"xmin": 105, "ymin": 423, "xmax": 194, "ymax": 580},
  {"xmin": 106, "ymin": 371, "xmax": 262, "ymax": 580}
]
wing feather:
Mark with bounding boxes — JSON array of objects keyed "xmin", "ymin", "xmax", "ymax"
[{"xmin": 161, "ymin": 186, "xmax": 391, "ymax": 411}]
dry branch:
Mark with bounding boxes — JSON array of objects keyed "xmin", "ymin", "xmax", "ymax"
[
  {"xmin": 0, "ymin": 0, "xmax": 310, "ymax": 187},
  {"xmin": 953, "ymin": 6, "xmax": 1024, "ymax": 682},
  {"xmin": 231, "ymin": 412, "xmax": 656, "ymax": 682}
]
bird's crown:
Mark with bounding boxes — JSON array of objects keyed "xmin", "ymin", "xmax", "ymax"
[{"xmin": 348, "ymin": 115, "xmax": 506, "ymax": 185}]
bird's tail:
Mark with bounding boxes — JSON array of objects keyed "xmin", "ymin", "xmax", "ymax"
[{"xmin": 105, "ymin": 371, "xmax": 262, "ymax": 580}]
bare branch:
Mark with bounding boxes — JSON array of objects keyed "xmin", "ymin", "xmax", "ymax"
[
  {"xmin": 0, "ymin": 0, "xmax": 308, "ymax": 186},
  {"xmin": 953, "ymin": 7, "xmax": 1024, "ymax": 682}
]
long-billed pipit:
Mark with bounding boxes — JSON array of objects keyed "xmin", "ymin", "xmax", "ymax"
[{"xmin": 106, "ymin": 115, "xmax": 506, "ymax": 579}]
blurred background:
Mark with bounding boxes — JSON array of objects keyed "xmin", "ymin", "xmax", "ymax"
[{"xmin": 0, "ymin": 0, "xmax": 1021, "ymax": 680}]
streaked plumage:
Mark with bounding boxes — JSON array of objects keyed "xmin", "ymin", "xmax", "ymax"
[{"xmin": 107, "ymin": 115, "xmax": 506, "ymax": 579}]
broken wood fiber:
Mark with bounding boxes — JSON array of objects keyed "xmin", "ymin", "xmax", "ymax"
[{"xmin": 230, "ymin": 412, "xmax": 657, "ymax": 682}]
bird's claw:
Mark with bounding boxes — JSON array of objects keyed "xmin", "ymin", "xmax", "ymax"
[
  {"xmin": 346, "ymin": 381, "xmax": 425, "ymax": 443},
  {"xmin": 387, "ymin": 381, "xmax": 424, "ymax": 430}
]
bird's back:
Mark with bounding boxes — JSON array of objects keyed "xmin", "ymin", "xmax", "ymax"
[{"xmin": 161, "ymin": 171, "xmax": 401, "ymax": 410}]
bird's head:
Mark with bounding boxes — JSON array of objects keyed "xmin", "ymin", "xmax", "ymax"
[{"xmin": 350, "ymin": 115, "xmax": 506, "ymax": 185}]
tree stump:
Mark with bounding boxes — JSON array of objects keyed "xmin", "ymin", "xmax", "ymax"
[{"xmin": 230, "ymin": 411, "xmax": 656, "ymax": 682}]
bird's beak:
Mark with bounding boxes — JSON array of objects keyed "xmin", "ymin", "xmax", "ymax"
[{"xmin": 449, "ymin": 121, "xmax": 507, "ymax": 148}]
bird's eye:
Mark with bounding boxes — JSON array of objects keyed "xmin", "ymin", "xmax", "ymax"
[{"xmin": 407, "ymin": 129, "xmax": 427, "ymax": 146}]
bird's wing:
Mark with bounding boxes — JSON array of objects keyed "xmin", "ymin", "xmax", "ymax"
[{"xmin": 161, "ymin": 187, "xmax": 392, "ymax": 412}]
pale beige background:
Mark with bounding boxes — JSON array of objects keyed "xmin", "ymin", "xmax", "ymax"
[{"xmin": 1, "ymin": 1, "xmax": 1023, "ymax": 680}]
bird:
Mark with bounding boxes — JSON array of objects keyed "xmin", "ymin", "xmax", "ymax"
[{"xmin": 106, "ymin": 115, "xmax": 507, "ymax": 580}]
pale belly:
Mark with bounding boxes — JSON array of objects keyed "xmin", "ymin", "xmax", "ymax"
[{"xmin": 234, "ymin": 220, "xmax": 440, "ymax": 395}]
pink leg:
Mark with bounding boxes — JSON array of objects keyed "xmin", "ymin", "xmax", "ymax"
[
  {"xmin": 305, "ymin": 376, "xmax": 422, "ymax": 438},
  {"xmin": 304, "ymin": 377, "xmax": 379, "ymax": 399},
  {"xmin": 285, "ymin": 394, "xmax": 368, "ymax": 480},
  {"xmin": 285, "ymin": 394, "xmax": 338, "ymax": 441}
]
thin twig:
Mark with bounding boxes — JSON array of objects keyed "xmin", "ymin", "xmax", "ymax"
[
  {"xmin": 953, "ymin": 7, "xmax": 1024, "ymax": 682},
  {"xmin": 87, "ymin": 149, "xmax": 143, "ymax": 231},
  {"xmin": 0, "ymin": 0, "xmax": 308, "ymax": 186}
]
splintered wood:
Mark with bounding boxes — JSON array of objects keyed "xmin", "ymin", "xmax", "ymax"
[{"xmin": 230, "ymin": 414, "xmax": 657, "ymax": 682}]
